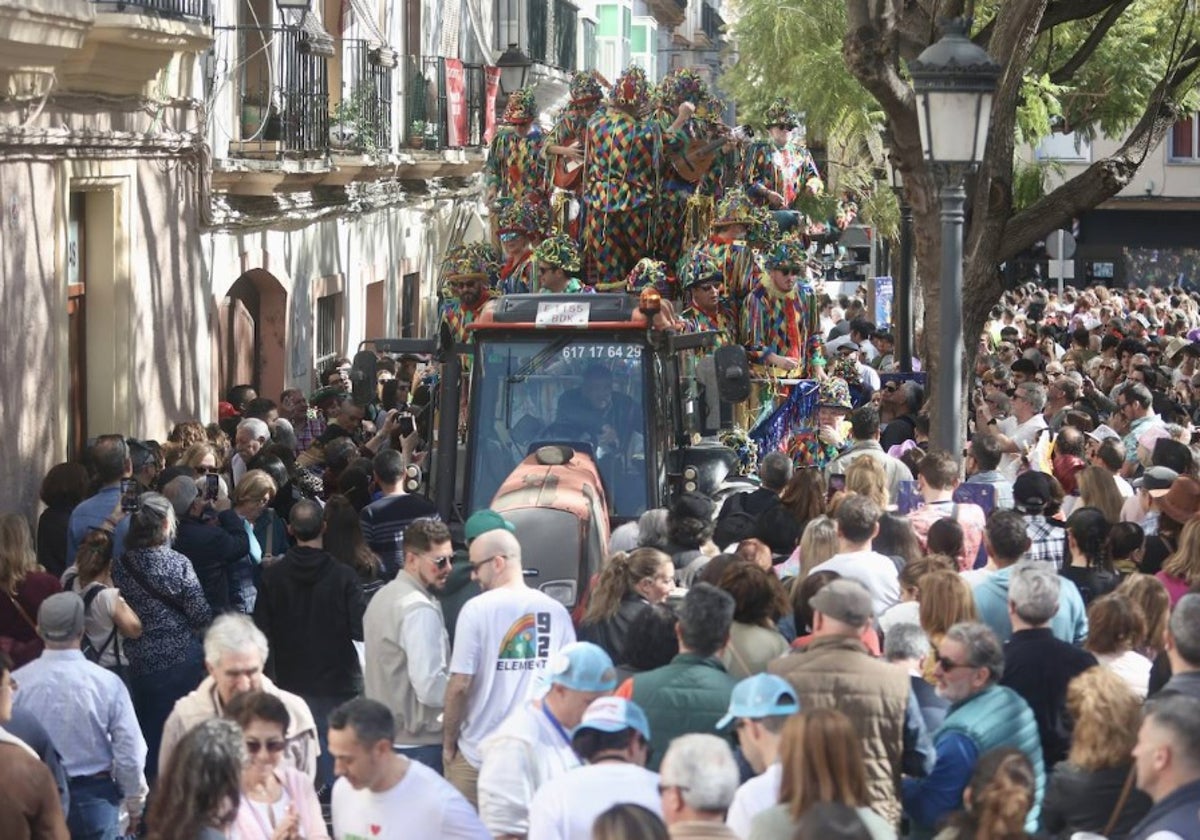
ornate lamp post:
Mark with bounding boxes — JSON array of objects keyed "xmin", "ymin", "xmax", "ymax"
[
  {"xmin": 496, "ymin": 43, "xmax": 533, "ymax": 94},
  {"xmin": 909, "ymin": 18, "xmax": 1000, "ymax": 456}
]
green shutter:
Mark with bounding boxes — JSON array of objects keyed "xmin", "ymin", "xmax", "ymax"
[
  {"xmin": 631, "ymin": 24, "xmax": 647, "ymax": 53},
  {"xmin": 597, "ymin": 5, "xmax": 618, "ymax": 37}
]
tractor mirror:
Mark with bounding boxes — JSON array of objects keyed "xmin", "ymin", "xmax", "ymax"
[
  {"xmin": 714, "ymin": 345, "xmax": 751, "ymax": 403},
  {"xmin": 350, "ymin": 350, "xmax": 378, "ymax": 405}
]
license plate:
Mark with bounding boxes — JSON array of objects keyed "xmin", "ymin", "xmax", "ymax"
[{"xmin": 535, "ymin": 300, "xmax": 590, "ymax": 327}]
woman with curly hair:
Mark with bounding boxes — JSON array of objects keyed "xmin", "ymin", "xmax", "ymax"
[
  {"xmin": 1061, "ymin": 507, "xmax": 1120, "ymax": 605},
  {"xmin": 580, "ymin": 548, "xmax": 674, "ymax": 662},
  {"xmin": 1040, "ymin": 667, "xmax": 1151, "ymax": 838},
  {"xmin": 936, "ymin": 747, "xmax": 1038, "ymax": 840},
  {"xmin": 717, "ymin": 562, "xmax": 789, "ymax": 678},
  {"xmin": 1116, "ymin": 573, "xmax": 1172, "ymax": 661},
  {"xmin": 1085, "ymin": 593, "xmax": 1153, "ymax": 698},
  {"xmin": 1157, "ymin": 517, "xmax": 1200, "ymax": 606}
]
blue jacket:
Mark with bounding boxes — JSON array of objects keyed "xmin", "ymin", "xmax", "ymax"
[
  {"xmin": 1128, "ymin": 778, "xmax": 1200, "ymax": 840},
  {"xmin": 903, "ymin": 684, "xmax": 1044, "ymax": 838},
  {"xmin": 973, "ymin": 566, "xmax": 1088, "ymax": 645}
]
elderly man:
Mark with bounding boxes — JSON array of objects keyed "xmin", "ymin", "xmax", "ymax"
[
  {"xmin": 720, "ymin": 674, "xmax": 800, "ymax": 837},
  {"xmin": 826, "ymin": 405, "xmax": 914, "ymax": 505},
  {"xmin": 884, "ymin": 623, "xmax": 949, "ymax": 733},
  {"xmin": 902, "ymin": 622, "xmax": 1044, "ymax": 838},
  {"xmin": 769, "ymin": 579, "xmax": 932, "ymax": 827},
  {"xmin": 13, "ymin": 593, "xmax": 147, "ymax": 839},
  {"xmin": 162, "ymin": 474, "xmax": 250, "ymax": 614},
  {"xmin": 1129, "ymin": 693, "xmax": 1200, "ymax": 840},
  {"xmin": 229, "ymin": 417, "xmax": 271, "ymax": 486},
  {"xmin": 159, "ymin": 614, "xmax": 318, "ymax": 781},
  {"xmin": 478, "ymin": 642, "xmax": 617, "ymax": 839},
  {"xmin": 443, "ymin": 518, "xmax": 576, "ymax": 806},
  {"xmin": 1159, "ymin": 593, "xmax": 1200, "ymax": 700},
  {"xmin": 659, "ymin": 734, "xmax": 741, "ymax": 839},
  {"xmin": 978, "ymin": 381, "xmax": 1051, "ymax": 480},
  {"xmin": 879, "ymin": 381, "xmax": 924, "ymax": 451},
  {"xmin": 714, "ymin": 451, "xmax": 792, "ymax": 548}
]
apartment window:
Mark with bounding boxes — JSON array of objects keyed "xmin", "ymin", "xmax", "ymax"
[
  {"xmin": 315, "ymin": 292, "xmax": 344, "ymax": 374},
  {"xmin": 1170, "ymin": 115, "xmax": 1197, "ymax": 161}
]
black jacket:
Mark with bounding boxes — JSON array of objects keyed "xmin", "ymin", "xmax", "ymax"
[
  {"xmin": 174, "ymin": 510, "xmax": 251, "ymax": 613},
  {"xmin": 1001, "ymin": 627, "xmax": 1098, "ymax": 768},
  {"xmin": 579, "ymin": 595, "xmax": 650, "ymax": 663},
  {"xmin": 1042, "ymin": 762, "xmax": 1151, "ymax": 839},
  {"xmin": 254, "ymin": 545, "xmax": 366, "ymax": 699}
]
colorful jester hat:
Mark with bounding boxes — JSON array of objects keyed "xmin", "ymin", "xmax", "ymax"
[
  {"xmin": 611, "ymin": 64, "xmax": 650, "ymax": 111},
  {"xmin": 623, "ymin": 257, "xmax": 669, "ymax": 294},
  {"xmin": 678, "ymin": 247, "xmax": 723, "ymax": 289},
  {"xmin": 763, "ymin": 234, "xmax": 808, "ymax": 272},
  {"xmin": 658, "ymin": 67, "xmax": 709, "ymax": 110},
  {"xmin": 503, "ymin": 86, "xmax": 538, "ymax": 125},
  {"xmin": 569, "ymin": 70, "xmax": 605, "ymax": 105},
  {"xmin": 442, "ymin": 241, "xmax": 500, "ymax": 286},
  {"xmin": 494, "ymin": 197, "xmax": 544, "ymax": 237},
  {"xmin": 532, "ymin": 233, "xmax": 581, "ymax": 273},
  {"xmin": 719, "ymin": 427, "xmax": 760, "ymax": 477},
  {"xmin": 713, "ymin": 187, "xmax": 758, "ymax": 229},
  {"xmin": 817, "ymin": 376, "xmax": 853, "ymax": 410},
  {"xmin": 764, "ymin": 97, "xmax": 797, "ymax": 129}
]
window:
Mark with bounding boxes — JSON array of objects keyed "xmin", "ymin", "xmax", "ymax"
[
  {"xmin": 315, "ymin": 292, "xmax": 344, "ymax": 375},
  {"xmin": 1169, "ymin": 115, "xmax": 1197, "ymax": 161},
  {"xmin": 1035, "ymin": 131, "xmax": 1090, "ymax": 162}
]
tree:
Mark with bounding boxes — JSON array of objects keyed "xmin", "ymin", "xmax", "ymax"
[{"xmin": 724, "ymin": 0, "xmax": 1200, "ymax": 449}]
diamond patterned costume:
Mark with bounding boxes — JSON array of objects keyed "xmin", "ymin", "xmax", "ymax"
[
  {"xmin": 485, "ymin": 125, "xmax": 546, "ymax": 203},
  {"xmin": 742, "ymin": 139, "xmax": 822, "ymax": 209},
  {"xmin": 741, "ymin": 278, "xmax": 820, "ymax": 376}
]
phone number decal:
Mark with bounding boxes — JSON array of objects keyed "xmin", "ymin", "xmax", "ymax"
[{"xmin": 560, "ymin": 344, "xmax": 642, "ymax": 360}]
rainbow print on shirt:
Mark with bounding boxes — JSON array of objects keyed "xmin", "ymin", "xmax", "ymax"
[{"xmin": 496, "ymin": 612, "xmax": 552, "ymax": 670}]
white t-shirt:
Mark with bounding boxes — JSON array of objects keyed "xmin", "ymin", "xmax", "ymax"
[
  {"xmin": 809, "ymin": 550, "xmax": 901, "ymax": 616},
  {"xmin": 527, "ymin": 762, "xmax": 663, "ymax": 840},
  {"xmin": 959, "ymin": 567, "xmax": 995, "ymax": 589},
  {"xmin": 71, "ymin": 579, "xmax": 123, "ymax": 669},
  {"xmin": 1114, "ymin": 474, "xmax": 1135, "ymax": 499},
  {"xmin": 331, "ymin": 759, "xmax": 489, "ymax": 840},
  {"xmin": 877, "ymin": 600, "xmax": 920, "ymax": 637},
  {"xmin": 726, "ymin": 762, "xmax": 781, "ymax": 838},
  {"xmin": 1094, "ymin": 649, "xmax": 1153, "ymax": 700},
  {"xmin": 450, "ymin": 586, "xmax": 576, "ymax": 765},
  {"xmin": 997, "ymin": 414, "xmax": 1049, "ymax": 480}
]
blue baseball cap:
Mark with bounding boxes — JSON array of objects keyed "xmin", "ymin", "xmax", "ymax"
[
  {"xmin": 547, "ymin": 642, "xmax": 618, "ymax": 693},
  {"xmin": 572, "ymin": 697, "xmax": 651, "ymax": 741},
  {"xmin": 716, "ymin": 674, "xmax": 800, "ymax": 729},
  {"xmin": 464, "ymin": 509, "xmax": 515, "ymax": 543}
]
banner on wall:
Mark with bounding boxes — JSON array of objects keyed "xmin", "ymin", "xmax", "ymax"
[
  {"xmin": 445, "ymin": 59, "xmax": 468, "ymax": 147},
  {"xmin": 484, "ymin": 66, "xmax": 502, "ymax": 143}
]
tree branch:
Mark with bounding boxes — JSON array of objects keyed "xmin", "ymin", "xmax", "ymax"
[
  {"xmin": 1049, "ymin": 0, "xmax": 1135, "ymax": 84},
  {"xmin": 1000, "ymin": 41, "xmax": 1200, "ymax": 260},
  {"xmin": 976, "ymin": 0, "xmax": 1125, "ymax": 48}
]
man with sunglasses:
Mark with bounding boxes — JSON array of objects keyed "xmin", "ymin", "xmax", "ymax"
[
  {"xmin": 679, "ymin": 249, "xmax": 736, "ymax": 351},
  {"xmin": 364, "ymin": 518, "xmax": 455, "ymax": 775}
]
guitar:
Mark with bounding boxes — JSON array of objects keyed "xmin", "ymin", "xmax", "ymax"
[
  {"xmin": 551, "ymin": 137, "xmax": 585, "ymax": 190},
  {"xmin": 669, "ymin": 125, "xmax": 752, "ymax": 184}
]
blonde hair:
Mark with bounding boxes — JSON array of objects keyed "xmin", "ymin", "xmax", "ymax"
[
  {"xmin": 1117, "ymin": 573, "xmax": 1172, "ymax": 653},
  {"xmin": 584, "ymin": 548, "xmax": 672, "ymax": 623},
  {"xmin": 918, "ymin": 570, "xmax": 978, "ymax": 640},
  {"xmin": 1162, "ymin": 518, "xmax": 1200, "ymax": 587},
  {"xmin": 798, "ymin": 516, "xmax": 838, "ymax": 578},
  {"xmin": 0, "ymin": 514, "xmax": 37, "ymax": 593},
  {"xmin": 1076, "ymin": 466, "xmax": 1123, "ymax": 525},
  {"xmin": 180, "ymin": 442, "xmax": 222, "ymax": 471},
  {"xmin": 845, "ymin": 457, "xmax": 889, "ymax": 510},
  {"xmin": 1066, "ymin": 666, "xmax": 1141, "ymax": 771},
  {"xmin": 778, "ymin": 709, "xmax": 868, "ymax": 821},
  {"xmin": 232, "ymin": 469, "xmax": 276, "ymax": 506}
]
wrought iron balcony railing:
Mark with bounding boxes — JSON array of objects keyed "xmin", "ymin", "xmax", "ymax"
[
  {"xmin": 92, "ymin": 0, "xmax": 212, "ymax": 20},
  {"xmin": 405, "ymin": 56, "xmax": 491, "ymax": 151},
  {"xmin": 338, "ymin": 40, "xmax": 396, "ymax": 154}
]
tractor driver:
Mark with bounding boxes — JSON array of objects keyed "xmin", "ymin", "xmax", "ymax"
[{"xmin": 553, "ymin": 363, "xmax": 640, "ymax": 459}]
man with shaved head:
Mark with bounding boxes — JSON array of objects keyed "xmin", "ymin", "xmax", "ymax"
[{"xmin": 441, "ymin": 510, "xmax": 576, "ymax": 806}]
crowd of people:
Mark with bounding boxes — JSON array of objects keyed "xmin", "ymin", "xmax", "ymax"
[{"xmin": 6, "ymin": 272, "xmax": 1200, "ymax": 840}]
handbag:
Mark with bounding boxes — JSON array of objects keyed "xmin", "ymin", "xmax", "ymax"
[
  {"xmin": 1102, "ymin": 766, "xmax": 1137, "ymax": 838},
  {"xmin": 3, "ymin": 589, "xmax": 39, "ymax": 633}
]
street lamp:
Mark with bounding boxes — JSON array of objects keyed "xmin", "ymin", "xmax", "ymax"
[
  {"xmin": 496, "ymin": 43, "xmax": 533, "ymax": 94},
  {"xmin": 884, "ymin": 138, "xmax": 914, "ymax": 373},
  {"xmin": 909, "ymin": 17, "xmax": 1000, "ymax": 457},
  {"xmin": 275, "ymin": 0, "xmax": 314, "ymax": 12}
]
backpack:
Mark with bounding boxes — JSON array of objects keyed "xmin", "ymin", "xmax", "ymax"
[{"xmin": 78, "ymin": 582, "xmax": 119, "ymax": 665}]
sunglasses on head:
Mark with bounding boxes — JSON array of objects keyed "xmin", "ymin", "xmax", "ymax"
[{"xmin": 245, "ymin": 739, "xmax": 286, "ymax": 755}]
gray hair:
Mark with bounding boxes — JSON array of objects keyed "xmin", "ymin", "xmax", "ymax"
[
  {"xmin": 659, "ymin": 734, "xmax": 740, "ymax": 812},
  {"xmin": 272, "ymin": 417, "xmax": 297, "ymax": 451},
  {"xmin": 203, "ymin": 613, "xmax": 269, "ymax": 668},
  {"xmin": 236, "ymin": 417, "xmax": 270, "ymax": 442},
  {"xmin": 637, "ymin": 508, "xmax": 671, "ymax": 552},
  {"xmin": 899, "ymin": 381, "xmax": 925, "ymax": 414},
  {"xmin": 1008, "ymin": 562, "xmax": 1061, "ymax": 626},
  {"xmin": 126, "ymin": 492, "xmax": 177, "ymax": 549},
  {"xmin": 883, "ymin": 623, "xmax": 931, "ymax": 663},
  {"xmin": 1146, "ymin": 694, "xmax": 1200, "ymax": 769},
  {"xmin": 759, "ymin": 451, "xmax": 794, "ymax": 492},
  {"xmin": 1170, "ymin": 593, "xmax": 1200, "ymax": 666},
  {"xmin": 944, "ymin": 622, "xmax": 1005, "ymax": 684},
  {"xmin": 1016, "ymin": 382, "xmax": 1048, "ymax": 413},
  {"xmin": 162, "ymin": 475, "xmax": 199, "ymax": 518}
]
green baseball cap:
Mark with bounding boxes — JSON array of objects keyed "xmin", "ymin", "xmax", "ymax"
[{"xmin": 464, "ymin": 509, "xmax": 515, "ymax": 543}]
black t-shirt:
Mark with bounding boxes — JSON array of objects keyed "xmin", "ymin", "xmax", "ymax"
[{"xmin": 358, "ymin": 493, "xmax": 439, "ymax": 578}]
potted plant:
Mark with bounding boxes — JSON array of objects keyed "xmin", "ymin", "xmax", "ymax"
[
  {"xmin": 330, "ymin": 95, "xmax": 362, "ymax": 150},
  {"xmin": 408, "ymin": 119, "xmax": 426, "ymax": 149}
]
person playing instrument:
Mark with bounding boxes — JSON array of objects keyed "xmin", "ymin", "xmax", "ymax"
[
  {"xmin": 679, "ymin": 248, "xmax": 736, "ymax": 352},
  {"xmin": 532, "ymin": 234, "xmax": 587, "ymax": 294},
  {"xmin": 544, "ymin": 71, "xmax": 606, "ymax": 242},
  {"xmin": 742, "ymin": 98, "xmax": 823, "ymax": 236},
  {"xmin": 582, "ymin": 65, "xmax": 692, "ymax": 288},
  {"xmin": 485, "ymin": 87, "xmax": 546, "ymax": 206},
  {"xmin": 494, "ymin": 199, "xmax": 545, "ymax": 295},
  {"xmin": 741, "ymin": 236, "xmax": 819, "ymax": 376}
]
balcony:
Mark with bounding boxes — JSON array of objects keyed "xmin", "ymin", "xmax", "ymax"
[
  {"xmin": 496, "ymin": 0, "xmax": 579, "ymax": 73},
  {"xmin": 645, "ymin": 0, "xmax": 686, "ymax": 29},
  {"xmin": 699, "ymin": 2, "xmax": 723, "ymax": 46},
  {"xmin": 405, "ymin": 56, "xmax": 491, "ymax": 151},
  {"xmin": 0, "ymin": 1, "xmax": 92, "ymax": 96},
  {"xmin": 554, "ymin": 0, "xmax": 578, "ymax": 72},
  {"xmin": 335, "ymin": 40, "xmax": 396, "ymax": 156},
  {"xmin": 91, "ymin": 0, "xmax": 210, "ymax": 19},
  {"xmin": 219, "ymin": 24, "xmax": 330, "ymax": 160}
]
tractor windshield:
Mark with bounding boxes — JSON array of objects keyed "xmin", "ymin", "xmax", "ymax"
[{"xmin": 468, "ymin": 334, "xmax": 650, "ymax": 518}]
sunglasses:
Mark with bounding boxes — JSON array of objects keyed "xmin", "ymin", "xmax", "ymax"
[
  {"xmin": 935, "ymin": 656, "xmax": 975, "ymax": 672},
  {"xmin": 695, "ymin": 283, "xmax": 722, "ymax": 293},
  {"xmin": 195, "ymin": 466, "xmax": 219, "ymax": 474},
  {"xmin": 427, "ymin": 554, "xmax": 454, "ymax": 569},
  {"xmin": 245, "ymin": 739, "xmax": 286, "ymax": 755},
  {"xmin": 883, "ymin": 383, "xmax": 899, "ymax": 392}
]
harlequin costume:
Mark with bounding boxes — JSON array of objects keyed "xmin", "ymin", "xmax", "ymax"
[
  {"xmin": 485, "ymin": 87, "xmax": 546, "ymax": 205},
  {"xmin": 679, "ymin": 247, "xmax": 736, "ymax": 352},
  {"xmin": 787, "ymin": 377, "xmax": 852, "ymax": 469},
  {"xmin": 545, "ymin": 71, "xmax": 605, "ymax": 242},
  {"xmin": 531, "ymin": 233, "xmax": 589, "ymax": 294},
  {"xmin": 438, "ymin": 242, "xmax": 499, "ymax": 350},
  {"xmin": 614, "ymin": 257, "xmax": 673, "ymax": 298},
  {"xmin": 741, "ymin": 237, "xmax": 820, "ymax": 376},
  {"xmin": 494, "ymin": 198, "xmax": 545, "ymax": 294},
  {"xmin": 742, "ymin": 98, "xmax": 824, "ymax": 227},
  {"xmin": 582, "ymin": 66, "xmax": 687, "ymax": 287},
  {"xmin": 697, "ymin": 189, "xmax": 765, "ymax": 322}
]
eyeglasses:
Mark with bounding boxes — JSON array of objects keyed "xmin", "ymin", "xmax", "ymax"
[
  {"xmin": 935, "ymin": 656, "xmax": 976, "ymax": 672},
  {"xmin": 424, "ymin": 553, "xmax": 454, "ymax": 569},
  {"xmin": 470, "ymin": 554, "xmax": 505, "ymax": 572},
  {"xmin": 245, "ymin": 739, "xmax": 287, "ymax": 755},
  {"xmin": 883, "ymin": 383, "xmax": 899, "ymax": 392},
  {"xmin": 695, "ymin": 283, "xmax": 722, "ymax": 293},
  {"xmin": 195, "ymin": 466, "xmax": 219, "ymax": 475}
]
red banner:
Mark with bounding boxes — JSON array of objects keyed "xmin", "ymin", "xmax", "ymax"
[
  {"xmin": 445, "ymin": 58, "xmax": 468, "ymax": 147},
  {"xmin": 484, "ymin": 66, "xmax": 502, "ymax": 144}
]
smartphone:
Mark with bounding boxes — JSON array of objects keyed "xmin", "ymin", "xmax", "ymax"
[
  {"xmin": 827, "ymin": 474, "xmax": 846, "ymax": 501},
  {"xmin": 398, "ymin": 413, "xmax": 416, "ymax": 437},
  {"xmin": 380, "ymin": 379, "xmax": 400, "ymax": 410},
  {"xmin": 204, "ymin": 473, "xmax": 220, "ymax": 502},
  {"xmin": 120, "ymin": 479, "xmax": 140, "ymax": 513}
]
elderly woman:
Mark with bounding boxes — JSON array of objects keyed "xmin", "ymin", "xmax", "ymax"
[
  {"xmin": 226, "ymin": 692, "xmax": 328, "ymax": 840},
  {"xmin": 114, "ymin": 492, "xmax": 212, "ymax": 780}
]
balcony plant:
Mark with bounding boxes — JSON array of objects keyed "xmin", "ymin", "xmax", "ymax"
[
  {"xmin": 331, "ymin": 87, "xmax": 384, "ymax": 154},
  {"xmin": 408, "ymin": 119, "xmax": 426, "ymax": 149}
]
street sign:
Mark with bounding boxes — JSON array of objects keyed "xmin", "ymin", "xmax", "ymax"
[{"xmin": 1047, "ymin": 229, "xmax": 1077, "ymax": 294}]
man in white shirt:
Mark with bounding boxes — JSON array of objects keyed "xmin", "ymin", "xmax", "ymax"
[
  {"xmin": 808, "ymin": 494, "xmax": 900, "ymax": 615},
  {"xmin": 478, "ymin": 642, "xmax": 618, "ymax": 839},
  {"xmin": 977, "ymin": 381, "xmax": 1050, "ymax": 480},
  {"xmin": 825, "ymin": 405, "xmax": 913, "ymax": 502},
  {"xmin": 329, "ymin": 697, "xmax": 488, "ymax": 840},
  {"xmin": 443, "ymin": 512, "xmax": 576, "ymax": 806},
  {"xmin": 527, "ymin": 697, "xmax": 661, "ymax": 840},
  {"xmin": 363, "ymin": 518, "xmax": 454, "ymax": 772},
  {"xmin": 719, "ymin": 674, "xmax": 799, "ymax": 837}
]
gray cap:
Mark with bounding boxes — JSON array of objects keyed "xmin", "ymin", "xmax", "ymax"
[
  {"xmin": 809, "ymin": 578, "xmax": 873, "ymax": 626},
  {"xmin": 38, "ymin": 591, "xmax": 85, "ymax": 643}
]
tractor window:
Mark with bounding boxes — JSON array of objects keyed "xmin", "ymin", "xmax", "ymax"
[{"xmin": 469, "ymin": 337, "xmax": 649, "ymax": 517}]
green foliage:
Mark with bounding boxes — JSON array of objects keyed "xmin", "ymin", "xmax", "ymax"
[
  {"xmin": 331, "ymin": 87, "xmax": 383, "ymax": 153},
  {"xmin": 1016, "ymin": 74, "xmax": 1066, "ymax": 145},
  {"xmin": 1011, "ymin": 158, "xmax": 1065, "ymax": 211}
]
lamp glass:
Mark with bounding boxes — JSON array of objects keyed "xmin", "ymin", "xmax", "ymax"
[
  {"xmin": 917, "ymin": 89, "xmax": 993, "ymax": 165},
  {"xmin": 276, "ymin": 0, "xmax": 313, "ymax": 10},
  {"xmin": 497, "ymin": 43, "xmax": 532, "ymax": 93}
]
